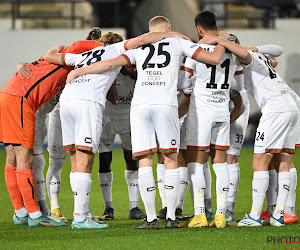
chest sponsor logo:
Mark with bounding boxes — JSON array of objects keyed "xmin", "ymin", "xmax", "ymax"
[
  {"xmin": 206, "ymin": 90, "xmax": 227, "ymax": 103},
  {"xmin": 71, "ymin": 75, "xmax": 91, "ymax": 84},
  {"xmin": 142, "ymin": 71, "xmax": 166, "ymax": 86}
]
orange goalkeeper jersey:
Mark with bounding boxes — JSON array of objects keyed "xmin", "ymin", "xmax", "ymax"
[{"xmin": 1, "ymin": 40, "xmax": 103, "ymax": 113}]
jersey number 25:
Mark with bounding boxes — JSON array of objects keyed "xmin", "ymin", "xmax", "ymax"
[{"xmin": 142, "ymin": 43, "xmax": 171, "ymax": 70}]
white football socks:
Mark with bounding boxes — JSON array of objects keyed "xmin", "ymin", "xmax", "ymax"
[
  {"xmin": 213, "ymin": 163, "xmax": 229, "ymax": 215},
  {"xmin": 98, "ymin": 172, "xmax": 113, "ymax": 209},
  {"xmin": 176, "ymin": 167, "xmax": 189, "ymax": 210},
  {"xmin": 73, "ymin": 172, "xmax": 92, "ymax": 222},
  {"xmin": 227, "ymin": 163, "xmax": 240, "ymax": 212},
  {"xmin": 70, "ymin": 172, "xmax": 75, "ymax": 192},
  {"xmin": 285, "ymin": 168, "xmax": 297, "ymax": 216},
  {"xmin": 138, "ymin": 167, "xmax": 156, "ymax": 222},
  {"xmin": 70, "ymin": 172, "xmax": 75, "ymax": 212},
  {"xmin": 165, "ymin": 169, "xmax": 180, "ymax": 220},
  {"xmin": 187, "ymin": 162, "xmax": 205, "ymax": 215},
  {"xmin": 157, "ymin": 163, "xmax": 167, "ymax": 208},
  {"xmin": 15, "ymin": 207, "xmax": 28, "ymax": 218},
  {"xmin": 29, "ymin": 210, "xmax": 42, "ymax": 219},
  {"xmin": 125, "ymin": 170, "xmax": 139, "ymax": 210},
  {"xmin": 273, "ymin": 171, "xmax": 291, "ymax": 220},
  {"xmin": 32, "ymin": 154, "xmax": 49, "ymax": 214},
  {"xmin": 250, "ymin": 171, "xmax": 269, "ymax": 220},
  {"xmin": 203, "ymin": 161, "xmax": 213, "ymax": 213},
  {"xmin": 46, "ymin": 158, "xmax": 65, "ymax": 210},
  {"xmin": 266, "ymin": 169, "xmax": 277, "ymax": 214}
]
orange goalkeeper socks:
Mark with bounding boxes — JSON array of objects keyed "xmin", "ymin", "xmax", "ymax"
[
  {"xmin": 16, "ymin": 169, "xmax": 40, "ymax": 213},
  {"xmin": 5, "ymin": 166, "xmax": 24, "ymax": 210}
]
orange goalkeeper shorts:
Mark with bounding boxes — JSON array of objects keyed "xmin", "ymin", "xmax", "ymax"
[{"xmin": 0, "ymin": 92, "xmax": 35, "ymax": 149}]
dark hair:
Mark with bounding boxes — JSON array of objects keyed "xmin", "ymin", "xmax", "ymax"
[
  {"xmin": 86, "ymin": 27, "xmax": 102, "ymax": 41},
  {"xmin": 229, "ymin": 34, "xmax": 240, "ymax": 45},
  {"xmin": 226, "ymin": 34, "xmax": 240, "ymax": 54},
  {"xmin": 194, "ymin": 10, "xmax": 216, "ymax": 30}
]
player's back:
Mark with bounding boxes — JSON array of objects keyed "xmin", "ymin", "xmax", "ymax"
[
  {"xmin": 188, "ymin": 44, "xmax": 240, "ymax": 121},
  {"xmin": 130, "ymin": 37, "xmax": 185, "ymax": 107},
  {"xmin": 277, "ymin": 75, "xmax": 300, "ymax": 109},
  {"xmin": 1, "ymin": 40, "xmax": 103, "ymax": 113},
  {"xmin": 61, "ymin": 41, "xmax": 126, "ymax": 106},
  {"xmin": 244, "ymin": 51, "xmax": 298, "ymax": 113}
]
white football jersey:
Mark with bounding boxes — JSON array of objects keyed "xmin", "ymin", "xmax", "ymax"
[
  {"xmin": 178, "ymin": 57, "xmax": 194, "ymax": 92},
  {"xmin": 105, "ymin": 72, "xmax": 135, "ymax": 119},
  {"xmin": 177, "ymin": 59, "xmax": 194, "ymax": 104},
  {"xmin": 122, "ymin": 37, "xmax": 203, "ymax": 107},
  {"xmin": 243, "ymin": 51, "xmax": 298, "ymax": 113},
  {"xmin": 186, "ymin": 44, "xmax": 242, "ymax": 121},
  {"xmin": 60, "ymin": 40, "xmax": 126, "ymax": 106},
  {"xmin": 278, "ymin": 78, "xmax": 300, "ymax": 109}
]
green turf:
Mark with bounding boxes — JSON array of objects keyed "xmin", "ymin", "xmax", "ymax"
[{"xmin": 0, "ymin": 147, "xmax": 299, "ymax": 249}]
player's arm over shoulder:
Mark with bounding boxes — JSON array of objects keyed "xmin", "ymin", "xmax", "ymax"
[
  {"xmin": 66, "ymin": 54, "xmax": 129, "ymax": 84},
  {"xmin": 244, "ymin": 44, "xmax": 283, "ymax": 59},
  {"xmin": 199, "ymin": 32, "xmax": 251, "ymax": 65},
  {"xmin": 44, "ymin": 45, "xmax": 69, "ymax": 65},
  {"xmin": 179, "ymin": 37, "xmax": 224, "ymax": 65},
  {"xmin": 125, "ymin": 31, "xmax": 191, "ymax": 50}
]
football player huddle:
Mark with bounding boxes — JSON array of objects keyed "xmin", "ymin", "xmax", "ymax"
[{"xmin": 0, "ymin": 10, "xmax": 298, "ymax": 230}]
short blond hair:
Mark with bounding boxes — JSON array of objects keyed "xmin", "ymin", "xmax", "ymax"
[
  {"xmin": 148, "ymin": 16, "xmax": 171, "ymax": 31},
  {"xmin": 99, "ymin": 32, "xmax": 124, "ymax": 45}
]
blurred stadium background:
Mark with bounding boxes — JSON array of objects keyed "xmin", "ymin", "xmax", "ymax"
[{"xmin": 0, "ymin": 0, "xmax": 300, "ymax": 144}]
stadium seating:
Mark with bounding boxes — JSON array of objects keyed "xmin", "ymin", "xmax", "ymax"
[{"xmin": 0, "ymin": 1, "xmax": 92, "ymax": 29}]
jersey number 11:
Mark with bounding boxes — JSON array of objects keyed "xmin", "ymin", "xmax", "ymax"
[{"xmin": 206, "ymin": 59, "xmax": 230, "ymax": 89}]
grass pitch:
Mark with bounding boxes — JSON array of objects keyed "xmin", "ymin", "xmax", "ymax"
[{"xmin": 0, "ymin": 147, "xmax": 299, "ymax": 249}]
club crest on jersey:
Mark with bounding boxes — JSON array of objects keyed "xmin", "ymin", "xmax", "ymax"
[
  {"xmin": 171, "ymin": 139, "xmax": 176, "ymax": 145},
  {"xmin": 84, "ymin": 137, "xmax": 92, "ymax": 144}
]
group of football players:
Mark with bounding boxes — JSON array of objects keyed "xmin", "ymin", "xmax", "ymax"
[{"xmin": 1, "ymin": 10, "xmax": 298, "ymax": 229}]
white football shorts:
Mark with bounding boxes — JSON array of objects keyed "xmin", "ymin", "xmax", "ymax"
[
  {"xmin": 254, "ymin": 111, "xmax": 298, "ymax": 154},
  {"xmin": 130, "ymin": 104, "xmax": 179, "ymax": 158},
  {"xmin": 179, "ymin": 114, "xmax": 187, "ymax": 150},
  {"xmin": 60, "ymin": 100, "xmax": 103, "ymax": 154},
  {"xmin": 99, "ymin": 109, "xmax": 131, "ymax": 153},
  {"xmin": 227, "ymin": 109, "xmax": 250, "ymax": 155},
  {"xmin": 295, "ymin": 110, "xmax": 300, "ymax": 148},
  {"xmin": 186, "ymin": 115, "xmax": 230, "ymax": 151},
  {"xmin": 47, "ymin": 102, "xmax": 66, "ymax": 159}
]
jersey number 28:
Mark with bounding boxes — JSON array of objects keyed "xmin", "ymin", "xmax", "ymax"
[{"xmin": 76, "ymin": 49, "xmax": 105, "ymax": 69}]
